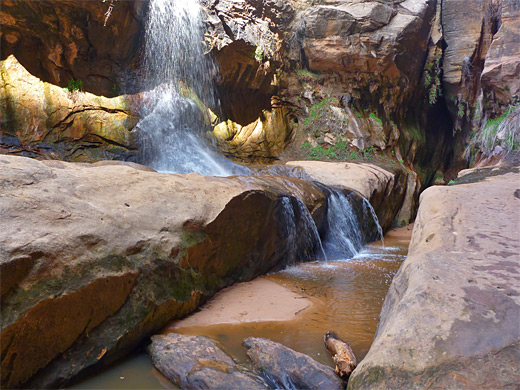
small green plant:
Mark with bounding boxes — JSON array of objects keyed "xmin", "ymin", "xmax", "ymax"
[
  {"xmin": 65, "ymin": 79, "xmax": 83, "ymax": 92},
  {"xmin": 448, "ymin": 180, "xmax": 456, "ymax": 185},
  {"xmin": 369, "ymin": 112, "xmax": 383, "ymax": 125},
  {"xmin": 301, "ymin": 140, "xmax": 377, "ymax": 161},
  {"xmin": 254, "ymin": 47, "xmax": 264, "ymax": 61},
  {"xmin": 297, "ymin": 68, "xmax": 321, "ymax": 79},
  {"xmin": 424, "ymin": 52, "xmax": 443, "ymax": 105},
  {"xmin": 457, "ymin": 100, "xmax": 466, "ymax": 118}
]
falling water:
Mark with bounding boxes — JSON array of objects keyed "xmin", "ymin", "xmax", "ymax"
[
  {"xmin": 135, "ymin": 0, "xmax": 241, "ymax": 176},
  {"xmin": 280, "ymin": 197, "xmax": 327, "ymax": 265},
  {"xmin": 362, "ymin": 198, "xmax": 384, "ymax": 244},
  {"xmin": 317, "ymin": 188, "xmax": 384, "ymax": 260},
  {"xmin": 321, "ymin": 190, "xmax": 364, "ymax": 259}
]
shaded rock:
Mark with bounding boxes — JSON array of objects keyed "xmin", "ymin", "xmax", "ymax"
[
  {"xmin": 0, "ymin": 155, "xmax": 327, "ymax": 388},
  {"xmin": 348, "ymin": 170, "xmax": 520, "ymax": 389},
  {"xmin": 148, "ymin": 334, "xmax": 266, "ymax": 389},
  {"xmin": 0, "ymin": 0, "xmax": 146, "ymax": 96},
  {"xmin": 481, "ymin": 0, "xmax": 520, "ymax": 110},
  {"xmin": 295, "ymin": 0, "xmax": 436, "ymax": 114},
  {"xmin": 285, "ymin": 161, "xmax": 413, "ymax": 229},
  {"xmin": 0, "ymin": 55, "xmax": 139, "ymax": 162},
  {"xmin": 243, "ymin": 337, "xmax": 344, "ymax": 390},
  {"xmin": 203, "ymin": 1, "xmax": 298, "ymax": 160}
]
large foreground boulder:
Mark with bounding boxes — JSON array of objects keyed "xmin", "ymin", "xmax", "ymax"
[
  {"xmin": 148, "ymin": 334, "xmax": 266, "ymax": 389},
  {"xmin": 0, "ymin": 155, "xmax": 327, "ymax": 388},
  {"xmin": 348, "ymin": 168, "xmax": 520, "ymax": 389}
]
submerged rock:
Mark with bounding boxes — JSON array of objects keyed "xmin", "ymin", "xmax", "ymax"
[
  {"xmin": 243, "ymin": 337, "xmax": 344, "ymax": 390},
  {"xmin": 0, "ymin": 155, "xmax": 327, "ymax": 388},
  {"xmin": 349, "ymin": 168, "xmax": 520, "ymax": 389},
  {"xmin": 148, "ymin": 334, "xmax": 266, "ymax": 389}
]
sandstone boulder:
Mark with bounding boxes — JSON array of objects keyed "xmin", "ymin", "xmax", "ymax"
[
  {"xmin": 348, "ymin": 168, "xmax": 520, "ymax": 389},
  {"xmin": 243, "ymin": 337, "xmax": 344, "ymax": 390},
  {"xmin": 0, "ymin": 155, "xmax": 327, "ymax": 388},
  {"xmin": 148, "ymin": 334, "xmax": 266, "ymax": 389},
  {"xmin": 0, "ymin": 55, "xmax": 139, "ymax": 162}
]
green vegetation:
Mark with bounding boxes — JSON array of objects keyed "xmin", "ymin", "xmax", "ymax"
[
  {"xmin": 369, "ymin": 112, "xmax": 383, "ymax": 125},
  {"xmin": 301, "ymin": 141, "xmax": 376, "ymax": 161},
  {"xmin": 303, "ymin": 97, "xmax": 337, "ymax": 126},
  {"xmin": 464, "ymin": 104, "xmax": 520, "ymax": 161},
  {"xmin": 65, "ymin": 79, "xmax": 83, "ymax": 92},
  {"xmin": 457, "ymin": 100, "xmax": 466, "ymax": 118},
  {"xmin": 297, "ymin": 68, "xmax": 321, "ymax": 79},
  {"xmin": 448, "ymin": 180, "xmax": 456, "ymax": 185},
  {"xmin": 254, "ymin": 47, "xmax": 264, "ymax": 62},
  {"xmin": 424, "ymin": 53, "xmax": 443, "ymax": 105}
]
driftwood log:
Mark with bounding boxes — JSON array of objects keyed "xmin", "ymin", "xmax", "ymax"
[{"xmin": 324, "ymin": 331, "xmax": 357, "ymax": 379}]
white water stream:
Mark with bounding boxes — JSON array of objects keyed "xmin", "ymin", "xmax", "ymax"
[{"xmin": 136, "ymin": 0, "xmax": 240, "ymax": 176}]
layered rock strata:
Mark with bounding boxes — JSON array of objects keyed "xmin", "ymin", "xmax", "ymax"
[{"xmin": 0, "ymin": 0, "xmax": 146, "ymax": 96}]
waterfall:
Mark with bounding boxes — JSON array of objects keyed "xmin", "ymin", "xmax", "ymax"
[
  {"xmin": 319, "ymin": 187, "xmax": 383, "ymax": 260},
  {"xmin": 135, "ymin": 0, "xmax": 241, "ymax": 176},
  {"xmin": 362, "ymin": 198, "xmax": 384, "ymax": 244},
  {"xmin": 321, "ymin": 190, "xmax": 364, "ymax": 259},
  {"xmin": 280, "ymin": 197, "xmax": 326, "ymax": 265}
]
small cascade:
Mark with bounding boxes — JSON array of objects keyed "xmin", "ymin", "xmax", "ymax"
[
  {"xmin": 279, "ymin": 197, "xmax": 326, "ymax": 265},
  {"xmin": 136, "ymin": 0, "xmax": 243, "ymax": 176},
  {"xmin": 362, "ymin": 198, "xmax": 384, "ymax": 244},
  {"xmin": 321, "ymin": 189, "xmax": 365, "ymax": 260},
  {"xmin": 316, "ymin": 186, "xmax": 384, "ymax": 260}
]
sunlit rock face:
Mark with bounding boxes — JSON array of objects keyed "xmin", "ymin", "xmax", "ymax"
[{"xmin": 0, "ymin": 55, "xmax": 140, "ymax": 162}]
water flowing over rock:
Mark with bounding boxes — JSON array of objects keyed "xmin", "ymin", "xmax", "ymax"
[
  {"xmin": 136, "ymin": 0, "xmax": 239, "ymax": 175},
  {"xmin": 348, "ymin": 168, "xmax": 520, "ymax": 389},
  {"xmin": 0, "ymin": 155, "xmax": 330, "ymax": 388},
  {"xmin": 286, "ymin": 161, "xmax": 413, "ymax": 228}
]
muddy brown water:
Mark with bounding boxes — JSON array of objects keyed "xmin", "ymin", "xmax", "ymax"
[{"xmin": 70, "ymin": 228, "xmax": 411, "ymax": 389}]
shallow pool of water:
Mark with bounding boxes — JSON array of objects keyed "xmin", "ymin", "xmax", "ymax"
[{"xmin": 70, "ymin": 229, "xmax": 410, "ymax": 389}]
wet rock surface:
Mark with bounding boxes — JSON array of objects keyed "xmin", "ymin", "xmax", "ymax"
[
  {"xmin": 348, "ymin": 170, "xmax": 520, "ymax": 389},
  {"xmin": 148, "ymin": 334, "xmax": 267, "ymax": 389},
  {"xmin": 0, "ymin": 155, "xmax": 328, "ymax": 388},
  {"xmin": 243, "ymin": 337, "xmax": 344, "ymax": 390}
]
